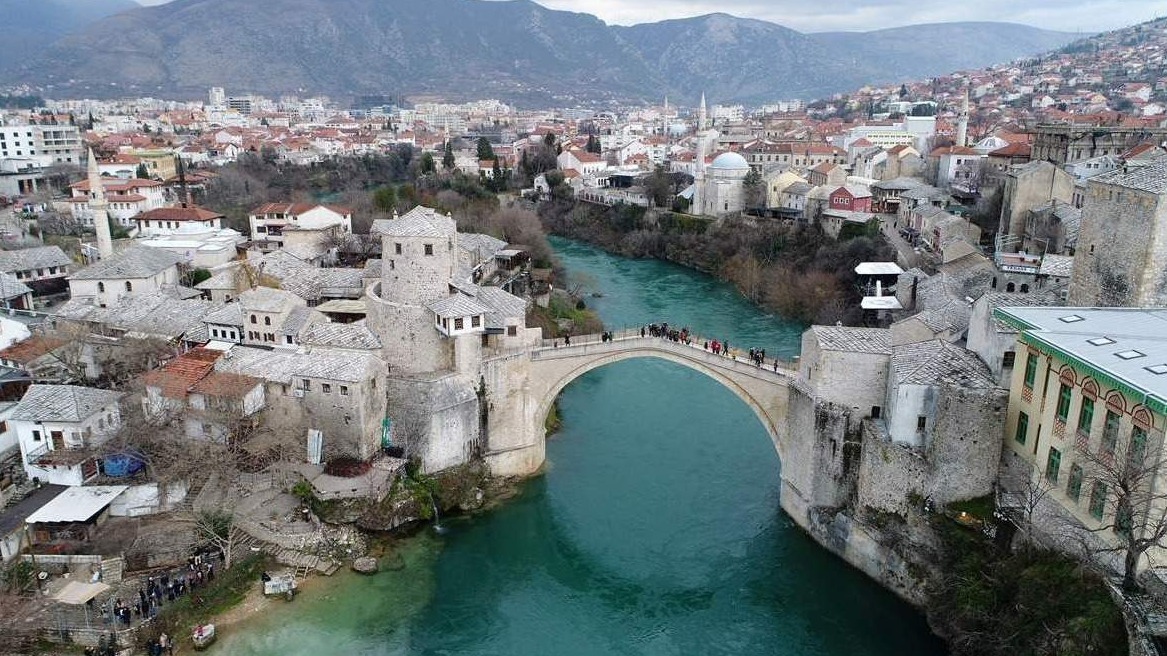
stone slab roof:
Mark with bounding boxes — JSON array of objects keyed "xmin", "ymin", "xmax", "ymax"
[
  {"xmin": 371, "ymin": 206, "xmax": 456, "ymax": 238},
  {"xmin": 0, "ymin": 272, "xmax": 31, "ymax": 300},
  {"xmin": 474, "ymin": 286, "xmax": 528, "ymax": 329},
  {"xmin": 810, "ymin": 326, "xmax": 892, "ymax": 354},
  {"xmin": 1039, "ymin": 254, "xmax": 1075, "ymax": 278},
  {"xmin": 214, "ymin": 346, "xmax": 380, "ymax": 384},
  {"xmin": 54, "ymin": 292, "xmax": 218, "ymax": 341},
  {"xmin": 300, "ymin": 322, "xmax": 381, "ymax": 350},
  {"xmin": 891, "ymin": 340, "xmax": 997, "ymax": 388},
  {"xmin": 69, "ymin": 246, "xmax": 182, "ymax": 280},
  {"xmin": 0, "ymin": 246, "xmax": 71, "ymax": 273},
  {"xmin": 203, "ymin": 302, "xmax": 244, "ymax": 327},
  {"xmin": 239, "ymin": 286, "xmax": 302, "ymax": 313},
  {"xmin": 12, "ymin": 384, "xmax": 122, "ymax": 423},
  {"xmin": 1092, "ymin": 154, "xmax": 1167, "ymax": 194},
  {"xmin": 983, "ymin": 288, "xmax": 1066, "ymax": 333},
  {"xmin": 428, "ymin": 293, "xmax": 491, "ymax": 319}
]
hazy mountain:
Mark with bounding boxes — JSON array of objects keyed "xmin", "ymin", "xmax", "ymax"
[
  {"xmin": 0, "ymin": 0, "xmax": 138, "ymax": 53},
  {"xmin": 0, "ymin": 0, "xmax": 1080, "ymax": 105}
]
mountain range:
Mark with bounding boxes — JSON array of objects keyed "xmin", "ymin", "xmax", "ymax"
[{"xmin": 0, "ymin": 0, "xmax": 1082, "ymax": 105}]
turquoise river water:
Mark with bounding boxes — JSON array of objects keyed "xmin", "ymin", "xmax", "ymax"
[{"xmin": 213, "ymin": 237, "xmax": 946, "ymax": 655}]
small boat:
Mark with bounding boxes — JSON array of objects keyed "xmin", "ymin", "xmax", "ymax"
[{"xmin": 192, "ymin": 623, "xmax": 216, "ymax": 650}]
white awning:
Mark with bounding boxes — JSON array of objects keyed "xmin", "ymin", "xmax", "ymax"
[
  {"xmin": 54, "ymin": 581, "xmax": 111, "ymax": 605},
  {"xmin": 26, "ymin": 485, "xmax": 128, "ymax": 524}
]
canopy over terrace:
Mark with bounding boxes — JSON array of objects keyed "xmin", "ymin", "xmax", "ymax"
[{"xmin": 54, "ymin": 580, "xmax": 111, "ymax": 605}]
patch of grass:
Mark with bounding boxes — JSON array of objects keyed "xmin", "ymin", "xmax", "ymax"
[{"xmin": 947, "ymin": 494, "xmax": 994, "ymax": 521}]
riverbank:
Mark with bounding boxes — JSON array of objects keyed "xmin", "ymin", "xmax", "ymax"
[{"xmin": 535, "ymin": 198, "xmax": 893, "ymax": 326}]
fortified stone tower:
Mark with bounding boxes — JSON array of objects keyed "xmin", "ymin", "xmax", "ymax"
[{"xmin": 366, "ymin": 206, "xmax": 459, "ymax": 374}]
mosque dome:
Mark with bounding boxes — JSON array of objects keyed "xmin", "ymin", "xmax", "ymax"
[{"xmin": 709, "ymin": 152, "xmax": 749, "ymax": 171}]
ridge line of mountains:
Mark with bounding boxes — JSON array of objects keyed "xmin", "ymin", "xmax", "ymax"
[{"xmin": 0, "ymin": 0, "xmax": 1083, "ymax": 106}]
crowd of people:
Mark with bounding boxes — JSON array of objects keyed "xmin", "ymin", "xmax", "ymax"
[{"xmin": 645, "ymin": 323, "xmax": 782, "ymax": 371}]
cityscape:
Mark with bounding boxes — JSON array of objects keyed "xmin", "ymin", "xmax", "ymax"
[{"xmin": 1, "ymin": 2, "xmax": 1167, "ymax": 655}]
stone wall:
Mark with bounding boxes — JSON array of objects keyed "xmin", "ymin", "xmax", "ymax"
[{"xmin": 1069, "ymin": 182, "xmax": 1167, "ymax": 307}]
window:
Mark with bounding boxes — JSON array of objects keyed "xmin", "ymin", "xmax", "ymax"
[
  {"xmin": 264, "ymin": 316, "xmax": 271, "ymax": 326},
  {"xmin": 1089, "ymin": 482, "xmax": 1107, "ymax": 519},
  {"xmin": 1002, "ymin": 351, "xmax": 1016, "ymax": 368},
  {"xmin": 1016, "ymin": 411, "xmax": 1029, "ymax": 445},
  {"xmin": 471, "ymin": 315, "xmax": 481, "ymax": 328},
  {"xmin": 1056, "ymin": 384, "xmax": 1072, "ymax": 422},
  {"xmin": 250, "ymin": 315, "xmax": 257, "ymax": 324},
  {"xmin": 1046, "ymin": 447, "xmax": 1061, "ymax": 483},
  {"xmin": 507, "ymin": 326, "xmax": 517, "ymax": 337},
  {"xmin": 1067, "ymin": 464, "xmax": 1084, "ymax": 502},
  {"xmin": 32, "ymin": 430, "xmax": 41, "ymax": 441},
  {"xmin": 916, "ymin": 415, "xmax": 927, "ymax": 431},
  {"xmin": 322, "ymin": 384, "xmax": 332, "ymax": 394},
  {"xmin": 454, "ymin": 317, "xmax": 464, "ymax": 330},
  {"xmin": 424, "ymin": 243, "xmax": 434, "ymax": 256},
  {"xmin": 1024, "ymin": 353, "xmax": 1038, "ymax": 388},
  {"xmin": 1102, "ymin": 410, "xmax": 1120, "ymax": 455},
  {"xmin": 1077, "ymin": 396, "xmax": 1094, "ymax": 436},
  {"xmin": 97, "ymin": 281, "xmax": 105, "ymax": 293},
  {"xmin": 1130, "ymin": 426, "xmax": 1148, "ymax": 467},
  {"xmin": 202, "ymin": 423, "xmax": 213, "ymax": 436},
  {"xmin": 125, "ymin": 281, "xmax": 132, "ymax": 292},
  {"xmin": 394, "ymin": 243, "xmax": 402, "ymax": 255},
  {"xmin": 285, "ymin": 336, "xmax": 293, "ymax": 344},
  {"xmin": 301, "ymin": 379, "xmax": 310, "ymax": 391},
  {"xmin": 340, "ymin": 385, "xmax": 349, "ymax": 396}
]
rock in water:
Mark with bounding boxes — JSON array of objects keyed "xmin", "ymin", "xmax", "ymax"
[{"xmin": 351, "ymin": 557, "xmax": 379, "ymax": 575}]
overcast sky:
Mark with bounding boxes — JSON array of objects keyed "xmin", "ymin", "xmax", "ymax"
[{"xmin": 133, "ymin": 0, "xmax": 1164, "ymax": 33}]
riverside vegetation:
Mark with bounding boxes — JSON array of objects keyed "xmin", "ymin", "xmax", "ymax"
[{"xmin": 536, "ymin": 190, "xmax": 893, "ymax": 326}]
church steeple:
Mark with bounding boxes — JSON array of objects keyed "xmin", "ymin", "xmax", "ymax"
[{"xmin": 87, "ymin": 147, "xmax": 113, "ymax": 259}]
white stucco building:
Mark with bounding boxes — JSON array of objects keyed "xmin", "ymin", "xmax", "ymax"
[{"xmin": 12, "ymin": 385, "xmax": 123, "ymax": 487}]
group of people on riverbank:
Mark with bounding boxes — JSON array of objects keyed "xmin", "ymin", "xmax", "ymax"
[{"xmin": 97, "ymin": 551, "xmax": 219, "ymax": 636}]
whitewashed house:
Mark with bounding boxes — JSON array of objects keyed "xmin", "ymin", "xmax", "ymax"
[{"xmin": 12, "ymin": 384, "xmax": 123, "ymax": 486}]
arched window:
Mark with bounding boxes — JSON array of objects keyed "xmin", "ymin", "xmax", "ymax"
[
  {"xmin": 250, "ymin": 315, "xmax": 257, "ymax": 324},
  {"xmin": 97, "ymin": 282, "xmax": 105, "ymax": 293},
  {"xmin": 264, "ymin": 316, "xmax": 271, "ymax": 326},
  {"xmin": 125, "ymin": 281, "xmax": 132, "ymax": 292},
  {"xmin": 991, "ymin": 277, "xmax": 997, "ymax": 289},
  {"xmin": 1006, "ymin": 282, "xmax": 1016, "ymax": 292},
  {"xmin": 1133, "ymin": 407, "xmax": 1154, "ymax": 431},
  {"xmin": 1106, "ymin": 391, "xmax": 1127, "ymax": 415},
  {"xmin": 1082, "ymin": 378, "xmax": 1099, "ymax": 400},
  {"xmin": 1020, "ymin": 284, "xmax": 1030, "ymax": 293}
]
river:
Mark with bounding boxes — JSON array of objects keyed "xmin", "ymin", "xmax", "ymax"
[{"xmin": 213, "ymin": 237, "xmax": 946, "ymax": 655}]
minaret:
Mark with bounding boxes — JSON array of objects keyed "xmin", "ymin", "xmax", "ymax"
[
  {"xmin": 693, "ymin": 127, "xmax": 707, "ymax": 216},
  {"xmin": 956, "ymin": 86, "xmax": 970, "ymax": 148},
  {"xmin": 698, "ymin": 92, "xmax": 707, "ymax": 132},
  {"xmin": 87, "ymin": 148, "xmax": 113, "ymax": 259}
]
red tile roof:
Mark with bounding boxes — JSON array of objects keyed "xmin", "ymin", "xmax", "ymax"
[
  {"xmin": 135, "ymin": 206, "xmax": 225, "ymax": 222},
  {"xmin": 0, "ymin": 336, "xmax": 67, "ymax": 365}
]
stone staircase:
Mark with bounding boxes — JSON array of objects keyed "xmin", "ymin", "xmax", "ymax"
[{"xmin": 261, "ymin": 544, "xmax": 340, "ymax": 576}]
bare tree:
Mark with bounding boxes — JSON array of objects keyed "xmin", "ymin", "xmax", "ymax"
[
  {"xmin": 997, "ymin": 454, "xmax": 1056, "ymax": 551},
  {"xmin": 1070, "ymin": 427, "xmax": 1167, "ymax": 591}
]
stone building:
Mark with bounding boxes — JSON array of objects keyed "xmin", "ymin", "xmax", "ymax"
[
  {"xmin": 998, "ymin": 161, "xmax": 1075, "ymax": 245},
  {"xmin": 1031, "ymin": 124, "xmax": 1167, "ymax": 166},
  {"xmin": 363, "ymin": 205, "xmax": 539, "ymax": 472},
  {"xmin": 1068, "ymin": 155, "xmax": 1167, "ymax": 307}
]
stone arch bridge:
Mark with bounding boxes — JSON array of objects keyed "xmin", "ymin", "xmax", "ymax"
[{"xmin": 477, "ymin": 328, "xmax": 849, "ymax": 553}]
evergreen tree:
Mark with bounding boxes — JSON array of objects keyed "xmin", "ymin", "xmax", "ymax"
[
  {"xmin": 420, "ymin": 152, "xmax": 436, "ymax": 175},
  {"xmin": 442, "ymin": 141, "xmax": 456, "ymax": 169},
  {"xmin": 136, "ymin": 163, "xmax": 151, "ymax": 180},
  {"xmin": 476, "ymin": 137, "xmax": 495, "ymax": 161}
]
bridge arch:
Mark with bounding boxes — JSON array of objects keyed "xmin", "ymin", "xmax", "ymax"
[{"xmin": 528, "ymin": 338, "xmax": 791, "ymax": 463}]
